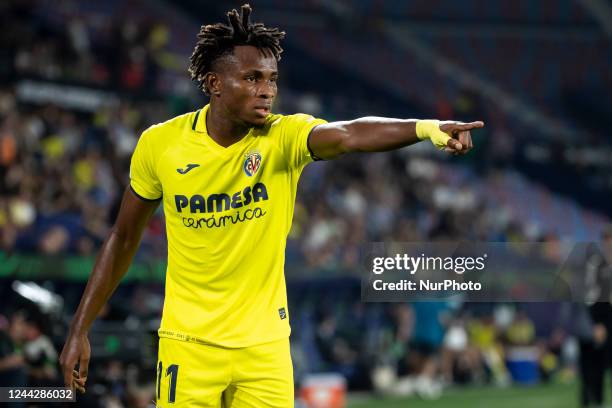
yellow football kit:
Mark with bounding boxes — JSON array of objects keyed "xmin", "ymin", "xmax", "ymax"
[{"xmin": 129, "ymin": 104, "xmax": 326, "ymax": 406}]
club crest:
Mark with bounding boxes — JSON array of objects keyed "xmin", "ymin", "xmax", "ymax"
[{"xmin": 243, "ymin": 152, "xmax": 262, "ymax": 177}]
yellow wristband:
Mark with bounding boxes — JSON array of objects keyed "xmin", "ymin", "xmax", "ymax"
[{"xmin": 416, "ymin": 119, "xmax": 451, "ymax": 150}]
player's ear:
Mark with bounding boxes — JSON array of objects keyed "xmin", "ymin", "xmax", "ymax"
[{"xmin": 205, "ymin": 72, "xmax": 221, "ymax": 97}]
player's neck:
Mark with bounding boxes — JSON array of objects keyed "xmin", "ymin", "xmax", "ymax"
[{"xmin": 206, "ymin": 103, "xmax": 251, "ymax": 148}]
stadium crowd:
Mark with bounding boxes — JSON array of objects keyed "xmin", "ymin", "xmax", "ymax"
[
  {"xmin": 1, "ymin": 0, "xmax": 608, "ymax": 259},
  {"xmin": 1, "ymin": 0, "xmax": 611, "ymax": 406}
]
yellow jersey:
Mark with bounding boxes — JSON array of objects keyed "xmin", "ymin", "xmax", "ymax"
[{"xmin": 129, "ymin": 104, "xmax": 326, "ymax": 347}]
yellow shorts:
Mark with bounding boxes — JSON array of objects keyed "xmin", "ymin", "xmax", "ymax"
[{"xmin": 155, "ymin": 337, "xmax": 294, "ymax": 407}]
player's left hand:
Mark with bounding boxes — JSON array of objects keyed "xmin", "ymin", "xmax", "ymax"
[
  {"xmin": 439, "ymin": 121, "xmax": 484, "ymax": 156},
  {"xmin": 72, "ymin": 369, "xmax": 86, "ymax": 393}
]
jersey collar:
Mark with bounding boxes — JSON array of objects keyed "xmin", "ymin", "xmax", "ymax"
[
  {"xmin": 192, "ymin": 104, "xmax": 209, "ymax": 134},
  {"xmin": 192, "ymin": 104, "xmax": 255, "ymax": 157}
]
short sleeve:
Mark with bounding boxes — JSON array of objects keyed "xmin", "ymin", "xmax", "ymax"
[
  {"xmin": 129, "ymin": 130, "xmax": 162, "ymax": 200},
  {"xmin": 278, "ymin": 114, "xmax": 327, "ymax": 172}
]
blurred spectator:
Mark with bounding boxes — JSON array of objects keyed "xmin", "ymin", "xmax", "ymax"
[
  {"xmin": 20, "ymin": 309, "xmax": 59, "ymax": 387},
  {"xmin": 505, "ymin": 310, "xmax": 536, "ymax": 347},
  {"xmin": 0, "ymin": 311, "xmax": 27, "ymax": 390},
  {"xmin": 125, "ymin": 365, "xmax": 156, "ymax": 408},
  {"xmin": 468, "ymin": 314, "xmax": 509, "ymax": 386},
  {"xmin": 441, "ymin": 314, "xmax": 482, "ymax": 385},
  {"xmin": 315, "ymin": 308, "xmax": 361, "ymax": 386}
]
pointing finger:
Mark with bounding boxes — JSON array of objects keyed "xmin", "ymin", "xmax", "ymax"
[{"xmin": 457, "ymin": 121, "xmax": 484, "ymax": 130}]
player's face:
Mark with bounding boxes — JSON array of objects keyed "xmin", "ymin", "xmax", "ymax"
[{"xmin": 217, "ymin": 45, "xmax": 278, "ymax": 127}]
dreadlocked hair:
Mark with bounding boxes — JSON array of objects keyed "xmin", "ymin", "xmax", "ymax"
[{"xmin": 188, "ymin": 3, "xmax": 285, "ymax": 94}]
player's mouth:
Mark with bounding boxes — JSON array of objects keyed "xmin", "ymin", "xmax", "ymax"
[{"xmin": 254, "ymin": 105, "xmax": 271, "ymax": 117}]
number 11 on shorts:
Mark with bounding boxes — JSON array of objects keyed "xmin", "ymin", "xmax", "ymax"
[{"xmin": 157, "ymin": 361, "xmax": 179, "ymax": 403}]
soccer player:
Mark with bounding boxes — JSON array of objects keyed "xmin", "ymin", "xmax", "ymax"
[{"xmin": 60, "ymin": 4, "xmax": 484, "ymax": 406}]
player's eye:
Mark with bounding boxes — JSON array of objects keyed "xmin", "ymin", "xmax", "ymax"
[{"xmin": 245, "ymin": 76, "xmax": 257, "ymax": 82}]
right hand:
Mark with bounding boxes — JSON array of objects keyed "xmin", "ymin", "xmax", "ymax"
[
  {"xmin": 439, "ymin": 120, "xmax": 484, "ymax": 155},
  {"xmin": 59, "ymin": 332, "xmax": 90, "ymax": 394}
]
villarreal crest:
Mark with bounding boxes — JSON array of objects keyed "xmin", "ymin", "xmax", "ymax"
[{"xmin": 243, "ymin": 151, "xmax": 262, "ymax": 177}]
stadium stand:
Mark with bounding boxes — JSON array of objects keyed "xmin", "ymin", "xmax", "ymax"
[{"xmin": 0, "ymin": 0, "xmax": 610, "ymax": 406}]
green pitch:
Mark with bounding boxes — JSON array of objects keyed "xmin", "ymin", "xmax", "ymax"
[{"xmin": 348, "ymin": 382, "xmax": 581, "ymax": 408}]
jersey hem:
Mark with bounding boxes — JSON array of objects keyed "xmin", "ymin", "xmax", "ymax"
[{"xmin": 157, "ymin": 328, "xmax": 291, "ymax": 349}]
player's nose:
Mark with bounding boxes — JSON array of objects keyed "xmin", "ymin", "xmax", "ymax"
[{"xmin": 258, "ymin": 82, "xmax": 276, "ymax": 99}]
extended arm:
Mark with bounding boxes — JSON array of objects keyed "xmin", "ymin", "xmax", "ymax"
[
  {"xmin": 309, "ymin": 117, "xmax": 484, "ymax": 160},
  {"xmin": 59, "ymin": 187, "xmax": 160, "ymax": 391}
]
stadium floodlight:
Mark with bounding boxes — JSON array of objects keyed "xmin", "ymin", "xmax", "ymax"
[{"xmin": 12, "ymin": 280, "xmax": 64, "ymax": 316}]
